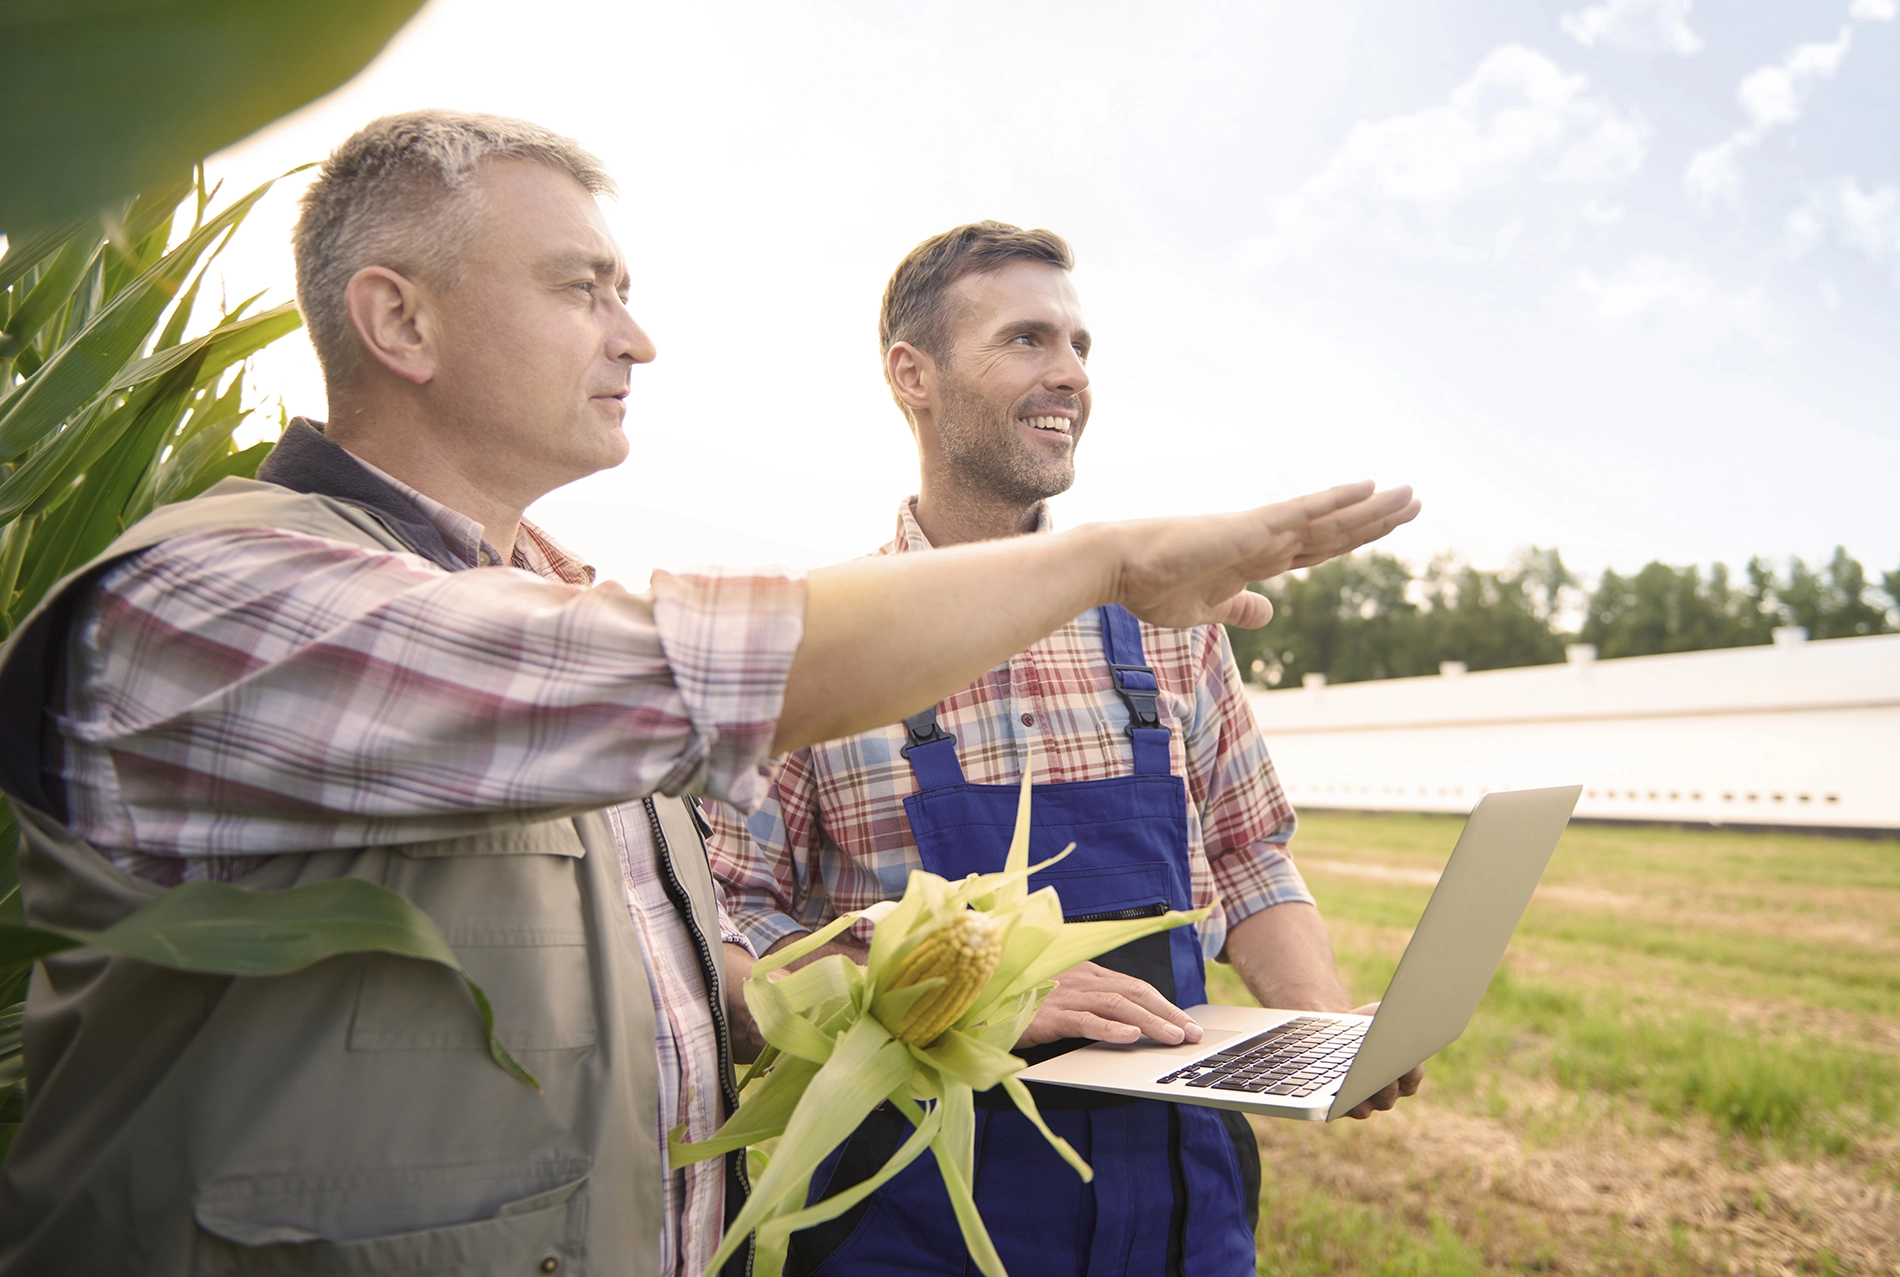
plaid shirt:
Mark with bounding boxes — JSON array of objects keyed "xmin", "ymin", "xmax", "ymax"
[
  {"xmin": 52, "ymin": 454, "xmax": 802, "ymax": 1277},
  {"xmin": 706, "ymin": 498, "xmax": 1309, "ymax": 968}
]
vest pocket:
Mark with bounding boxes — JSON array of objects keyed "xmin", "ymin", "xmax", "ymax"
[
  {"xmin": 349, "ymin": 925, "xmax": 597, "ymax": 1052},
  {"xmin": 191, "ymin": 1173, "xmax": 588, "ymax": 1275}
]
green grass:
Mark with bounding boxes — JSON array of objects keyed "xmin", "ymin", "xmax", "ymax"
[
  {"xmin": 1254, "ymin": 1183, "xmax": 1489, "ymax": 1277},
  {"xmin": 1210, "ymin": 812, "xmax": 1900, "ymax": 1273}
]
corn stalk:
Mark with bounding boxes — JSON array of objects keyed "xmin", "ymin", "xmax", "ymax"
[{"xmin": 671, "ymin": 766, "xmax": 1210, "ymax": 1277}]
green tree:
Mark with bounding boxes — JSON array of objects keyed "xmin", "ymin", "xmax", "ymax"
[
  {"xmin": 1578, "ymin": 560, "xmax": 1778, "ymax": 658},
  {"xmin": 1411, "ymin": 552, "xmax": 1567, "ymax": 673},
  {"xmin": 1779, "ymin": 547, "xmax": 1894, "ymax": 640}
]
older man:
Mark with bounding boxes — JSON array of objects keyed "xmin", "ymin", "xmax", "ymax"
[
  {"xmin": 706, "ymin": 222, "xmax": 1424, "ymax": 1277},
  {"xmin": 0, "ymin": 120, "xmax": 1415, "ymax": 1277}
]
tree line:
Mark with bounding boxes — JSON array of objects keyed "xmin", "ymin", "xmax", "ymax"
[{"xmin": 1225, "ymin": 546, "xmax": 1900, "ymax": 689}]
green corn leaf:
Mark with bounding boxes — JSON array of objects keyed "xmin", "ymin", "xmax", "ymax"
[
  {"xmin": 670, "ymin": 1054, "xmax": 822, "ymax": 1168},
  {"xmin": 998, "ymin": 1075, "xmax": 1091, "ymax": 1182},
  {"xmin": 0, "ymin": 181, "xmax": 275, "ymax": 462},
  {"xmin": 0, "ymin": 360, "xmax": 192, "ymax": 527},
  {"xmin": 104, "ymin": 300, "xmax": 300, "ymax": 400},
  {"xmin": 152, "ymin": 267, "xmax": 204, "ymax": 354},
  {"xmin": 701, "ymin": 1016, "xmax": 916, "ymax": 1277},
  {"xmin": 744, "ymin": 967, "xmax": 846, "ymax": 1065},
  {"xmin": 924, "ymin": 1081, "xmax": 1008, "ymax": 1277},
  {"xmin": 2, "ymin": 238, "xmax": 98, "ymax": 354},
  {"xmin": 911, "ymin": 1028, "xmax": 1026, "ymax": 1095},
  {"xmin": 164, "ymin": 440, "xmax": 270, "ymax": 507},
  {"xmin": 0, "ymin": 876, "xmax": 538, "ymax": 1090},
  {"xmin": 10, "ymin": 375, "xmax": 198, "ymax": 611},
  {"xmin": 752, "ymin": 1097, "xmax": 945, "ymax": 1276},
  {"xmin": 0, "ymin": 302, "xmax": 295, "ymax": 528},
  {"xmin": 0, "ymin": 215, "xmax": 97, "ymax": 295},
  {"xmin": 0, "ymin": 2, "xmax": 425, "ymax": 234},
  {"xmin": 1009, "ymin": 909, "xmax": 1210, "ymax": 993}
]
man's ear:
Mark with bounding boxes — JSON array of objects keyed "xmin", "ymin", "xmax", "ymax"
[
  {"xmin": 886, "ymin": 342, "xmax": 937, "ymax": 421},
  {"xmin": 343, "ymin": 266, "xmax": 436, "ymax": 386}
]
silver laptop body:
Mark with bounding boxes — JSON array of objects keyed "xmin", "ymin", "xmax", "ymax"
[{"xmin": 1016, "ymin": 785, "xmax": 1581, "ymax": 1121}]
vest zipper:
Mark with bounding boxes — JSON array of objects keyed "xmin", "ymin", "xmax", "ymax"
[
  {"xmin": 645, "ymin": 797, "xmax": 754, "ymax": 1277},
  {"xmin": 1065, "ymin": 901, "xmax": 1170, "ymax": 924}
]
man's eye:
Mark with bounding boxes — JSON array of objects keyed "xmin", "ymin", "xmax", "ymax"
[{"xmin": 571, "ymin": 281, "xmax": 596, "ymax": 296}]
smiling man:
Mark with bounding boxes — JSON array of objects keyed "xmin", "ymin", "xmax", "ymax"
[
  {"xmin": 705, "ymin": 222, "xmax": 1423, "ymax": 1277},
  {"xmin": 0, "ymin": 122, "xmax": 1421, "ymax": 1277}
]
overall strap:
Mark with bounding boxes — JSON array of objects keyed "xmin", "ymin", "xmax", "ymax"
[
  {"xmin": 1099, "ymin": 604, "xmax": 1172, "ymax": 775},
  {"xmin": 901, "ymin": 705, "xmax": 967, "ymax": 789}
]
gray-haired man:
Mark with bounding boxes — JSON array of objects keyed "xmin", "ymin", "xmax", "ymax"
[{"xmin": 0, "ymin": 111, "xmax": 1416, "ymax": 1275}]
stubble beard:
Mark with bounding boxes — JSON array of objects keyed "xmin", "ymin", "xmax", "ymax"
[{"xmin": 934, "ymin": 369, "xmax": 1079, "ymax": 508}]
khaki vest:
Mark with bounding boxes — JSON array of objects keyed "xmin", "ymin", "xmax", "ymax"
[{"xmin": 0, "ymin": 479, "xmax": 744, "ymax": 1276}]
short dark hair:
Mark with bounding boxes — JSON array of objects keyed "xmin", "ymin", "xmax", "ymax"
[{"xmin": 878, "ymin": 221, "xmax": 1073, "ymax": 410}]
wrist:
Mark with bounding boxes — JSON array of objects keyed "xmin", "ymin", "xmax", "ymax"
[{"xmin": 1063, "ymin": 521, "xmax": 1128, "ymax": 611}]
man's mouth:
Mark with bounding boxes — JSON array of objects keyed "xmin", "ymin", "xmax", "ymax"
[{"xmin": 1022, "ymin": 414, "xmax": 1073, "ymax": 436}]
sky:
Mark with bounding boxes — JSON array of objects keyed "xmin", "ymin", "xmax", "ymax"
[{"xmin": 191, "ymin": 0, "xmax": 1900, "ymax": 591}]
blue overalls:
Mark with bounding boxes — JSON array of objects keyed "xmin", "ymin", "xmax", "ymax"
[{"xmin": 786, "ymin": 606, "xmax": 1257, "ymax": 1277}]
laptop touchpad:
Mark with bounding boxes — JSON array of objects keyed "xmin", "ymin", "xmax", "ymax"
[{"xmin": 1091, "ymin": 1026, "xmax": 1242, "ymax": 1058}]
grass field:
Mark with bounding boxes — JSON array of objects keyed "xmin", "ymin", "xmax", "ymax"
[{"xmin": 1203, "ymin": 811, "xmax": 1900, "ymax": 1276}]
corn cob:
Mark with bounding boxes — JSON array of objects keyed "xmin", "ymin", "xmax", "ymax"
[{"xmin": 889, "ymin": 909, "xmax": 1003, "ymax": 1046}]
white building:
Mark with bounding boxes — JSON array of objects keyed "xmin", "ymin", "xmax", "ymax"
[{"xmin": 1247, "ymin": 631, "xmax": 1900, "ymax": 831}]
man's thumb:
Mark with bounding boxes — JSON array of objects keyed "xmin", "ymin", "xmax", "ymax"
[{"xmin": 1211, "ymin": 591, "xmax": 1273, "ymax": 628}]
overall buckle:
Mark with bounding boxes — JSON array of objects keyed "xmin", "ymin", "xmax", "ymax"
[
  {"xmin": 1108, "ymin": 663, "xmax": 1163, "ymax": 736},
  {"xmin": 901, "ymin": 714, "xmax": 957, "ymax": 758}
]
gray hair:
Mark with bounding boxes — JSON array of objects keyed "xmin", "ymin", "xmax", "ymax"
[{"xmin": 293, "ymin": 110, "xmax": 614, "ymax": 382}]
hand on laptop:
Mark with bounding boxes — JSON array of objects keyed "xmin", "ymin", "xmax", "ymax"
[
  {"xmin": 1016, "ymin": 961, "xmax": 1205, "ymax": 1049},
  {"xmin": 1338, "ymin": 1000, "xmax": 1426, "ymax": 1120}
]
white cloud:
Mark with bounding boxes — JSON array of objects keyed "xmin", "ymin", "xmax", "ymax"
[
  {"xmin": 1561, "ymin": 0, "xmax": 1703, "ymax": 56},
  {"xmin": 1250, "ymin": 46, "xmax": 1648, "ymax": 264},
  {"xmin": 1684, "ymin": 27, "xmax": 1853, "ymax": 212},
  {"xmin": 1575, "ymin": 255, "xmax": 1775, "ymax": 338},
  {"xmin": 1787, "ymin": 178, "xmax": 1900, "ymax": 281},
  {"xmin": 1850, "ymin": 0, "xmax": 1896, "ymax": 22}
]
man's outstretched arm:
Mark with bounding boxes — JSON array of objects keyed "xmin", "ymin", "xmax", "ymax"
[{"xmin": 775, "ymin": 481, "xmax": 1418, "ymax": 752}]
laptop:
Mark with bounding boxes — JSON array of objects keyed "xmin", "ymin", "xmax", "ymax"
[{"xmin": 1017, "ymin": 784, "xmax": 1581, "ymax": 1121}]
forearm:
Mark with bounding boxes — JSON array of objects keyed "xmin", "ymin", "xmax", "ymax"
[
  {"xmin": 775, "ymin": 527, "xmax": 1115, "ymax": 752},
  {"xmin": 1222, "ymin": 902, "xmax": 1356, "ymax": 1013},
  {"xmin": 773, "ymin": 482, "xmax": 1419, "ymax": 753},
  {"xmin": 762, "ymin": 930, "xmax": 870, "ymax": 969}
]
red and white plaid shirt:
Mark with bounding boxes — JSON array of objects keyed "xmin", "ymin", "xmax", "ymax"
[
  {"xmin": 52, "ymin": 455, "xmax": 804, "ymax": 1277},
  {"xmin": 706, "ymin": 498, "xmax": 1308, "ymax": 965}
]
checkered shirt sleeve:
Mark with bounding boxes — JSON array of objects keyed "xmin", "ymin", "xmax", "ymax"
[{"xmin": 57, "ymin": 527, "xmax": 806, "ymax": 865}]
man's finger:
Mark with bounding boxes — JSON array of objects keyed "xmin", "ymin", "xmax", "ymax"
[
  {"xmin": 1043, "ymin": 1010, "xmax": 1144, "ymax": 1043},
  {"xmin": 1289, "ymin": 494, "xmax": 1423, "ymax": 567},
  {"xmin": 1345, "ymin": 1080, "xmax": 1401, "ymax": 1120},
  {"xmin": 1211, "ymin": 591, "xmax": 1272, "ymax": 629},
  {"xmin": 1068, "ymin": 990, "xmax": 1195, "ymax": 1044}
]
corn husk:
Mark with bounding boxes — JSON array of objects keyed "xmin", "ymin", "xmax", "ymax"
[{"xmin": 670, "ymin": 763, "xmax": 1208, "ymax": 1277}]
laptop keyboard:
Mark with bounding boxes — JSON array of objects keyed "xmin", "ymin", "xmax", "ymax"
[{"xmin": 1155, "ymin": 1016, "xmax": 1367, "ymax": 1098}]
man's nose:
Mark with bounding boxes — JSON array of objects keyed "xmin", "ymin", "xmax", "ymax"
[
  {"xmin": 1047, "ymin": 344, "xmax": 1089, "ymax": 396},
  {"xmin": 608, "ymin": 297, "xmax": 657, "ymax": 365},
  {"xmin": 1048, "ymin": 349, "xmax": 1094, "ymax": 393}
]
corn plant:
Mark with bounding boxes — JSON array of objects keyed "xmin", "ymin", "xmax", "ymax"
[
  {"xmin": 0, "ymin": 174, "xmax": 548, "ymax": 1164},
  {"xmin": 0, "ymin": 171, "xmax": 301, "ymax": 1149},
  {"xmin": 671, "ymin": 767, "xmax": 1208, "ymax": 1277}
]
